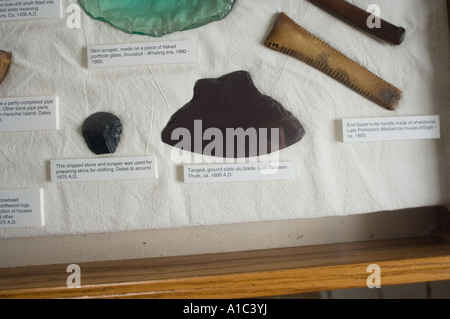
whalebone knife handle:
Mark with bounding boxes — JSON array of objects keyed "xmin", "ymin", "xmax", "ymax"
[
  {"xmin": 308, "ymin": 0, "xmax": 406, "ymax": 45},
  {"xmin": 264, "ymin": 13, "xmax": 402, "ymax": 110}
]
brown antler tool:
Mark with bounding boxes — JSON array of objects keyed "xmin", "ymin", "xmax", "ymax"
[
  {"xmin": 0, "ymin": 50, "xmax": 12, "ymax": 85},
  {"xmin": 264, "ymin": 12, "xmax": 402, "ymax": 110}
]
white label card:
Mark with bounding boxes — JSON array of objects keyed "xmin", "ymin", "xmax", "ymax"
[
  {"xmin": 88, "ymin": 40, "xmax": 198, "ymax": 69},
  {"xmin": 0, "ymin": 96, "xmax": 59, "ymax": 132},
  {"xmin": 0, "ymin": 189, "xmax": 44, "ymax": 228},
  {"xmin": 0, "ymin": 0, "xmax": 62, "ymax": 21},
  {"xmin": 342, "ymin": 115, "xmax": 440, "ymax": 143},
  {"xmin": 51, "ymin": 156, "xmax": 157, "ymax": 182},
  {"xmin": 184, "ymin": 162, "xmax": 297, "ymax": 184}
]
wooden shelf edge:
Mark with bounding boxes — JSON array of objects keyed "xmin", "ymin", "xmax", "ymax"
[
  {"xmin": 433, "ymin": 206, "xmax": 450, "ymax": 242},
  {"xmin": 1, "ymin": 235, "xmax": 450, "ymax": 299},
  {"xmin": 448, "ymin": 0, "xmax": 450, "ymax": 29}
]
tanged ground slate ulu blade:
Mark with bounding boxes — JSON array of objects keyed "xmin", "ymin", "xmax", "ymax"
[
  {"xmin": 0, "ymin": 50, "xmax": 12, "ymax": 85},
  {"xmin": 82, "ymin": 112, "xmax": 123, "ymax": 155},
  {"xmin": 79, "ymin": 0, "xmax": 236, "ymax": 37},
  {"xmin": 161, "ymin": 70, "xmax": 306, "ymax": 159}
]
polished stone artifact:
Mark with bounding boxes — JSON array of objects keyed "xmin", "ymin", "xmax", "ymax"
[
  {"xmin": 0, "ymin": 50, "xmax": 12, "ymax": 85},
  {"xmin": 79, "ymin": 0, "xmax": 236, "ymax": 37},
  {"xmin": 161, "ymin": 71, "xmax": 306, "ymax": 159},
  {"xmin": 82, "ymin": 112, "xmax": 123, "ymax": 155}
]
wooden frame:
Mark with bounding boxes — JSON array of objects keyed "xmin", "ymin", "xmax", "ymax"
[
  {"xmin": 1, "ymin": 1, "xmax": 449, "ymax": 300},
  {"xmin": 0, "ymin": 206, "xmax": 449, "ymax": 299}
]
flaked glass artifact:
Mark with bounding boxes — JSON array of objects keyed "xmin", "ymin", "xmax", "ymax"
[{"xmin": 79, "ymin": 0, "xmax": 236, "ymax": 37}]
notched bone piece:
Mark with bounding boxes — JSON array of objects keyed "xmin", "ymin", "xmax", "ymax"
[
  {"xmin": 264, "ymin": 12, "xmax": 402, "ymax": 110},
  {"xmin": 0, "ymin": 50, "xmax": 12, "ymax": 85}
]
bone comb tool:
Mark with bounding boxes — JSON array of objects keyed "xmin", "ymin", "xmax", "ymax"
[{"xmin": 264, "ymin": 12, "xmax": 402, "ymax": 111}]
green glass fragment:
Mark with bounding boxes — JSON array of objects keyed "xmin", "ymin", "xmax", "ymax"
[{"xmin": 79, "ymin": 0, "xmax": 236, "ymax": 37}]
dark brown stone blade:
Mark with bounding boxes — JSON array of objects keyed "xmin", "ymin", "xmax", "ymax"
[
  {"xmin": 161, "ymin": 70, "xmax": 305, "ymax": 159},
  {"xmin": 308, "ymin": 0, "xmax": 406, "ymax": 45}
]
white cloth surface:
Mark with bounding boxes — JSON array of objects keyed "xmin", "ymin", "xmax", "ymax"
[{"xmin": 0, "ymin": 0, "xmax": 449, "ymax": 238}]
